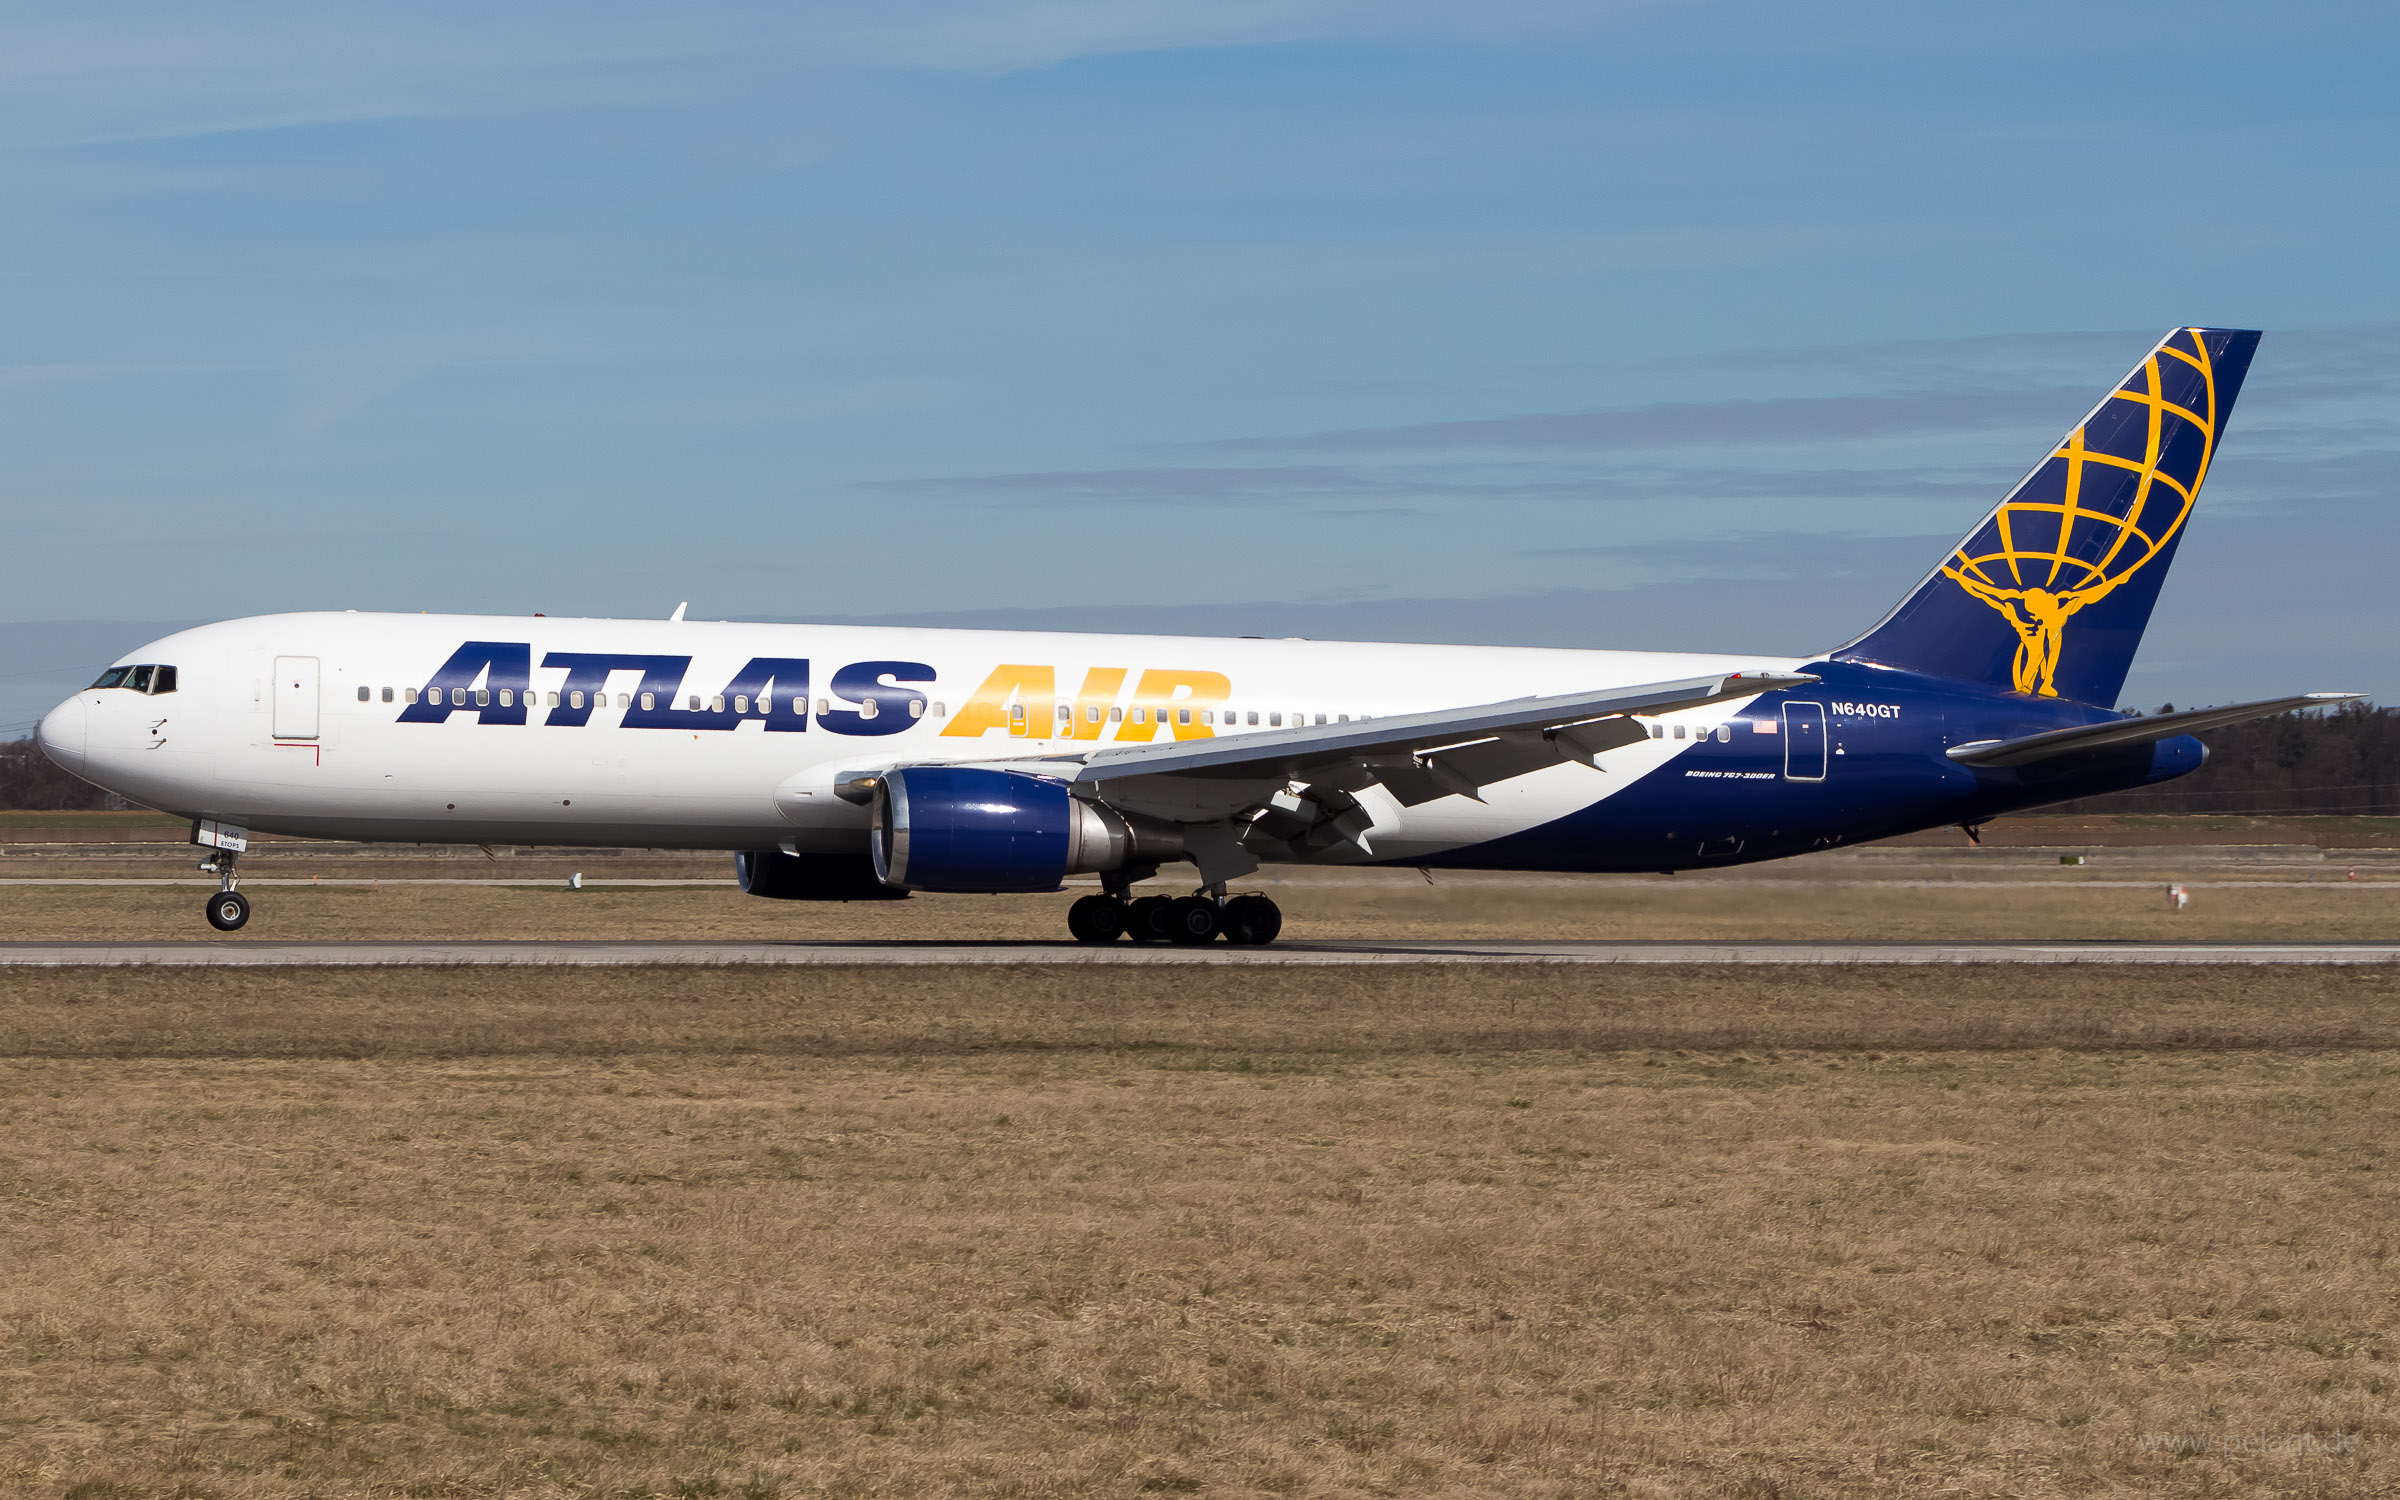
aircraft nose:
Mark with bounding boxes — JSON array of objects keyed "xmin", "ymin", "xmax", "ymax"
[{"xmin": 36, "ymin": 695, "xmax": 87, "ymax": 775}]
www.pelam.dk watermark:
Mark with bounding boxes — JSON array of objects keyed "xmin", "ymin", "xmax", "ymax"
[{"xmin": 2139, "ymin": 1430, "xmax": 2367, "ymax": 1458}]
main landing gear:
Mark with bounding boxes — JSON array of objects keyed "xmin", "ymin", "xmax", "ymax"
[
  {"xmin": 201, "ymin": 851, "xmax": 250, "ymax": 931},
  {"xmin": 1067, "ymin": 886, "xmax": 1283, "ymax": 946}
]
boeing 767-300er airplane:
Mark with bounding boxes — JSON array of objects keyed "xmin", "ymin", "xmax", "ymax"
[{"xmin": 35, "ymin": 326, "xmax": 2359, "ymax": 943}]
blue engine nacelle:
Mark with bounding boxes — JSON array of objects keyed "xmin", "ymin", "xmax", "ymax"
[{"xmin": 871, "ymin": 767, "xmax": 1175, "ymax": 893}]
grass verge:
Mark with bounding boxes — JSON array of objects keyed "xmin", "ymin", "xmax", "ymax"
[{"xmin": 0, "ymin": 965, "xmax": 2394, "ymax": 1497}]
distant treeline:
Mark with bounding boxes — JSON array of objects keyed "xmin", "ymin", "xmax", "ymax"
[
  {"xmin": 4, "ymin": 704, "xmax": 2399, "ymax": 816},
  {"xmin": 0, "ymin": 737, "xmax": 116, "ymax": 811},
  {"xmin": 2048, "ymin": 701, "xmax": 2400, "ymax": 817}
]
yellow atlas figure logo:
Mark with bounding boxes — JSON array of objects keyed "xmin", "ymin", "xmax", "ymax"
[{"xmin": 1943, "ymin": 332, "xmax": 2223, "ymax": 697}]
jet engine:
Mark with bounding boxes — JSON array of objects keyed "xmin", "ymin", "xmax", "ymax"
[{"xmin": 870, "ymin": 766, "xmax": 1180, "ymax": 892}]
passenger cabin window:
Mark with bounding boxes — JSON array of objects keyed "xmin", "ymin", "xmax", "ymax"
[
  {"xmin": 1178, "ymin": 708, "xmax": 1191, "ymax": 725},
  {"xmin": 641, "ymin": 692, "xmax": 656, "ymax": 711},
  {"xmin": 357, "ymin": 685, "xmax": 370, "ymax": 702},
  {"xmin": 381, "ymin": 687, "xmax": 394, "ymax": 703},
  {"xmin": 570, "ymin": 690, "xmax": 585, "ymax": 709}
]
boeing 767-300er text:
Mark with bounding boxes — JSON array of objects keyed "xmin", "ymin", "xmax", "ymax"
[{"xmin": 37, "ymin": 327, "xmax": 2358, "ymax": 943}]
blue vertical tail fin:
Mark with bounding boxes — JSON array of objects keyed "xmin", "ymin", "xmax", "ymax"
[{"xmin": 1832, "ymin": 326, "xmax": 2260, "ymax": 706}]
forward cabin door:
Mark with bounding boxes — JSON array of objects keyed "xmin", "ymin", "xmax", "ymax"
[
  {"xmin": 1781, "ymin": 701, "xmax": 1826, "ymax": 781},
  {"xmin": 273, "ymin": 656, "xmax": 320, "ymax": 740}
]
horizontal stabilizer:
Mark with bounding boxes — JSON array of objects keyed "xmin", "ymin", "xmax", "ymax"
[{"xmin": 1945, "ymin": 692, "xmax": 2363, "ymax": 769}]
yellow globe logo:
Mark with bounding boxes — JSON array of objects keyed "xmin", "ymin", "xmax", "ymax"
[{"xmin": 1943, "ymin": 330, "xmax": 2227, "ymax": 697}]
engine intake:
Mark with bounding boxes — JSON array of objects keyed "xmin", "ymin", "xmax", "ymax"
[
  {"xmin": 735, "ymin": 849, "xmax": 910, "ymax": 901},
  {"xmin": 871, "ymin": 767, "xmax": 1179, "ymax": 893}
]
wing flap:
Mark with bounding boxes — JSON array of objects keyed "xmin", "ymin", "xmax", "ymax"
[{"xmin": 1418, "ymin": 734, "xmax": 1558, "ymax": 802}]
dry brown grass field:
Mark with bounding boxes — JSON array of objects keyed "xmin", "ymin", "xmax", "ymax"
[{"xmin": 2, "ymin": 963, "xmax": 2397, "ymax": 1498}]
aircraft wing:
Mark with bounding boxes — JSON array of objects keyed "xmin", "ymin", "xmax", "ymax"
[
  {"xmin": 1945, "ymin": 692, "xmax": 2364, "ymax": 769},
  {"xmin": 838, "ymin": 670, "xmax": 1807, "ymax": 802},
  {"xmin": 1065, "ymin": 668, "xmax": 1814, "ymax": 804},
  {"xmin": 828, "ymin": 669, "xmax": 1814, "ymax": 878}
]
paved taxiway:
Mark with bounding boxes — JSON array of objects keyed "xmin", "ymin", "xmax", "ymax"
[{"xmin": 5, "ymin": 939, "xmax": 2399, "ymax": 967}]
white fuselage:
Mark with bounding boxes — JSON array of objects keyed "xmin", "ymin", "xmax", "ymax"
[{"xmin": 39, "ymin": 612, "xmax": 1800, "ymax": 863}]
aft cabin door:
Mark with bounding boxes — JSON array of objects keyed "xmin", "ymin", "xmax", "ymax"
[
  {"xmin": 1782, "ymin": 702, "xmax": 1826, "ymax": 781},
  {"xmin": 273, "ymin": 656, "xmax": 320, "ymax": 740}
]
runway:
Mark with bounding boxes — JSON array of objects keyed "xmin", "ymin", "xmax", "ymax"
[{"xmin": 6, "ymin": 938, "xmax": 2400, "ymax": 967}]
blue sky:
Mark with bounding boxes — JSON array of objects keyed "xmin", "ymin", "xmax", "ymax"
[{"xmin": 2, "ymin": 1, "xmax": 2396, "ymax": 732}]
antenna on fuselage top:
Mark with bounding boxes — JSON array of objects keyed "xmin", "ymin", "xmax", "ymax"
[{"xmin": 669, "ymin": 601, "xmax": 688, "ymax": 622}]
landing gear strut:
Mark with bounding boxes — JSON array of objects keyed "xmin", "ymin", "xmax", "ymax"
[
  {"xmin": 201, "ymin": 850, "xmax": 250, "ymax": 931},
  {"xmin": 1066, "ymin": 882, "xmax": 1281, "ymax": 946}
]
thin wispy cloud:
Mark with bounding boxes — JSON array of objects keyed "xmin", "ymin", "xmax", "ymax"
[
  {"xmin": 862, "ymin": 459, "xmax": 2009, "ymax": 509},
  {"xmin": 0, "ymin": 2, "xmax": 1604, "ymax": 151},
  {"xmin": 1186, "ymin": 386, "xmax": 2096, "ymax": 456}
]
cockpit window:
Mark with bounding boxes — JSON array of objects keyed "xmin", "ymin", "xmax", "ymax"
[{"xmin": 89, "ymin": 664, "xmax": 176, "ymax": 694}]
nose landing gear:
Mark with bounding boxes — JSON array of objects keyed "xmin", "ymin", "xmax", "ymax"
[
  {"xmin": 1066, "ymin": 880, "xmax": 1281, "ymax": 946},
  {"xmin": 201, "ymin": 850, "xmax": 250, "ymax": 931}
]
